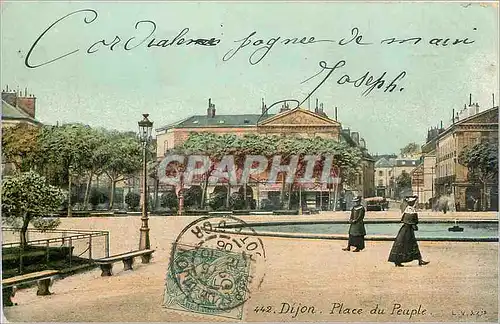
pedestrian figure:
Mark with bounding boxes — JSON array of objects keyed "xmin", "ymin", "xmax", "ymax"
[
  {"xmin": 342, "ymin": 196, "xmax": 366, "ymax": 252},
  {"xmin": 388, "ymin": 195, "xmax": 430, "ymax": 267},
  {"xmin": 443, "ymin": 200, "xmax": 448, "ymax": 214}
]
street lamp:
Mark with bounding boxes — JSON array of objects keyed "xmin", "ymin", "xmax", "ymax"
[{"xmin": 138, "ymin": 114, "xmax": 153, "ymax": 255}]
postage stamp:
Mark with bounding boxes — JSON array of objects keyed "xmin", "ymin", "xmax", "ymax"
[
  {"xmin": 1, "ymin": 1, "xmax": 498, "ymax": 323},
  {"xmin": 163, "ymin": 215, "xmax": 267, "ymax": 319}
]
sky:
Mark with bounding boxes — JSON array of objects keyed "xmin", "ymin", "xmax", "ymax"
[{"xmin": 1, "ymin": 1, "xmax": 498, "ymax": 155}]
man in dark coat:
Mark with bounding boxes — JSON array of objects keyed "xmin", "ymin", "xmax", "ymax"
[{"xmin": 342, "ymin": 196, "xmax": 366, "ymax": 252}]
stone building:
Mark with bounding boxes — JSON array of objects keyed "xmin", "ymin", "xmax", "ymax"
[
  {"xmin": 1, "ymin": 87, "xmax": 41, "ymax": 127},
  {"xmin": 155, "ymin": 99, "xmax": 375, "ymax": 210},
  {"xmin": 433, "ymin": 103, "xmax": 499, "ymax": 211},
  {"xmin": 374, "ymin": 157, "xmax": 395, "ymax": 197}
]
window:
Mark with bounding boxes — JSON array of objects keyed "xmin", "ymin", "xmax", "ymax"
[
  {"xmin": 378, "ymin": 171, "xmax": 383, "ymax": 176},
  {"xmin": 378, "ymin": 179, "xmax": 384, "ymax": 186},
  {"xmin": 402, "ymin": 161, "xmax": 406, "ymax": 165},
  {"xmin": 388, "ymin": 170, "xmax": 392, "ymax": 176}
]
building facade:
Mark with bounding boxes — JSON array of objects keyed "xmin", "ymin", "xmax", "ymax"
[
  {"xmin": 374, "ymin": 157, "xmax": 395, "ymax": 197},
  {"xmin": 433, "ymin": 105, "xmax": 499, "ymax": 211},
  {"xmin": 155, "ymin": 99, "xmax": 375, "ymax": 210}
]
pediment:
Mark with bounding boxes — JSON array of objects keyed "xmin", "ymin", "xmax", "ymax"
[
  {"xmin": 461, "ymin": 107, "xmax": 498, "ymax": 125},
  {"xmin": 259, "ymin": 108, "xmax": 340, "ymax": 127}
]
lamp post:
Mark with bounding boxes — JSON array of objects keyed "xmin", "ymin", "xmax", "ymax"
[{"xmin": 138, "ymin": 114, "xmax": 153, "ymax": 254}]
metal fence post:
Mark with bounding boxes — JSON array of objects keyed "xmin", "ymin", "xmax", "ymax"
[
  {"xmin": 88, "ymin": 235, "xmax": 92, "ymax": 261},
  {"xmin": 46, "ymin": 239, "xmax": 50, "ymax": 263},
  {"xmin": 19, "ymin": 245, "xmax": 24, "ymax": 274},
  {"xmin": 68, "ymin": 237, "xmax": 73, "ymax": 267},
  {"xmin": 105, "ymin": 232, "xmax": 110, "ymax": 257}
]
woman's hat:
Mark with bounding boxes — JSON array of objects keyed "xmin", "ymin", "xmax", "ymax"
[
  {"xmin": 406, "ymin": 195, "xmax": 418, "ymax": 202},
  {"xmin": 352, "ymin": 196, "xmax": 362, "ymax": 202}
]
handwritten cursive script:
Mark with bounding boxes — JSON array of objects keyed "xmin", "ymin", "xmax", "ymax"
[
  {"xmin": 257, "ymin": 59, "xmax": 406, "ymax": 122},
  {"xmin": 25, "ymin": 9, "xmax": 221, "ymax": 68},
  {"xmin": 24, "ymin": 9, "xmax": 477, "ymax": 69}
]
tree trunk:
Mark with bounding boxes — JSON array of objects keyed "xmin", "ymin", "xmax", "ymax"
[
  {"xmin": 280, "ymin": 174, "xmax": 286, "ymax": 208},
  {"xmin": 154, "ymin": 178, "xmax": 159, "ymax": 211},
  {"xmin": 20, "ymin": 215, "xmax": 30, "ymax": 250},
  {"xmin": 109, "ymin": 180, "xmax": 116, "ymax": 209},
  {"xmin": 243, "ymin": 184, "xmax": 248, "ymax": 209},
  {"xmin": 287, "ymin": 184, "xmax": 292, "ymax": 210},
  {"xmin": 67, "ymin": 174, "xmax": 73, "ymax": 217},
  {"xmin": 83, "ymin": 172, "xmax": 93, "ymax": 209},
  {"xmin": 201, "ymin": 176, "xmax": 209, "ymax": 209},
  {"xmin": 482, "ymin": 181, "xmax": 487, "ymax": 211},
  {"xmin": 226, "ymin": 183, "xmax": 231, "ymax": 209}
]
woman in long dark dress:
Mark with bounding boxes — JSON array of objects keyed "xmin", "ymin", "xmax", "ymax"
[
  {"xmin": 388, "ymin": 196, "xmax": 429, "ymax": 267},
  {"xmin": 342, "ymin": 196, "xmax": 366, "ymax": 252}
]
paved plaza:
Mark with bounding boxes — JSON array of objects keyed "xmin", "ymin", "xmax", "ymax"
[{"xmin": 2, "ymin": 211, "xmax": 498, "ymax": 322}]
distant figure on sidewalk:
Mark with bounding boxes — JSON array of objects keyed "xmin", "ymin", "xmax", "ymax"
[
  {"xmin": 388, "ymin": 195, "xmax": 430, "ymax": 267},
  {"xmin": 342, "ymin": 196, "xmax": 366, "ymax": 252}
]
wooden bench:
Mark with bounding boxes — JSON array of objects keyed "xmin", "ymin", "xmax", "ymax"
[
  {"xmin": 94, "ymin": 249, "xmax": 155, "ymax": 276},
  {"xmin": 2, "ymin": 270, "xmax": 59, "ymax": 306}
]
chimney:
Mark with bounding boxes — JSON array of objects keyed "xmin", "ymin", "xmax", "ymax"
[
  {"xmin": 359, "ymin": 138, "xmax": 366, "ymax": 149},
  {"xmin": 468, "ymin": 103, "xmax": 475, "ymax": 117},
  {"xmin": 335, "ymin": 106, "xmax": 338, "ymax": 120},
  {"xmin": 469, "ymin": 93, "xmax": 472, "ymax": 106},
  {"xmin": 351, "ymin": 132, "xmax": 360, "ymax": 145},
  {"xmin": 315, "ymin": 98, "xmax": 319, "ymax": 113},
  {"xmin": 452, "ymin": 109, "xmax": 455, "ymax": 124},
  {"xmin": 261, "ymin": 98, "xmax": 266, "ymax": 115},
  {"xmin": 207, "ymin": 98, "xmax": 212, "ymax": 117},
  {"xmin": 440, "ymin": 120, "xmax": 443, "ymax": 129},
  {"xmin": 493, "ymin": 93, "xmax": 495, "ymax": 107},
  {"xmin": 211, "ymin": 103, "xmax": 216, "ymax": 118},
  {"xmin": 16, "ymin": 88, "xmax": 36, "ymax": 118},
  {"xmin": 475, "ymin": 102, "xmax": 479, "ymax": 114}
]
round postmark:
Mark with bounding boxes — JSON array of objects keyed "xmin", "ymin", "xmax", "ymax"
[{"xmin": 168, "ymin": 215, "xmax": 266, "ymax": 313}]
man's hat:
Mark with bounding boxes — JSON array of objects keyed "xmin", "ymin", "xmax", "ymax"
[{"xmin": 352, "ymin": 196, "xmax": 362, "ymax": 203}]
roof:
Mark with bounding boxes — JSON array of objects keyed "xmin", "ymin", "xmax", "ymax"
[
  {"xmin": 394, "ymin": 159, "xmax": 419, "ymax": 167},
  {"xmin": 1, "ymin": 99, "xmax": 41, "ymax": 125},
  {"xmin": 157, "ymin": 114, "xmax": 275, "ymax": 131},
  {"xmin": 432, "ymin": 106, "xmax": 498, "ymax": 139},
  {"xmin": 375, "ymin": 157, "xmax": 394, "ymax": 168}
]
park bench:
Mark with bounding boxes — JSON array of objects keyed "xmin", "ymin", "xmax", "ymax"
[
  {"xmin": 2, "ymin": 269, "xmax": 59, "ymax": 306},
  {"xmin": 94, "ymin": 249, "xmax": 155, "ymax": 276}
]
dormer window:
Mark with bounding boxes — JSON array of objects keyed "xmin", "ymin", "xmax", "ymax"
[
  {"xmin": 193, "ymin": 120, "xmax": 199, "ymax": 124},
  {"xmin": 243, "ymin": 119, "xmax": 250, "ymax": 124},
  {"xmin": 219, "ymin": 120, "xmax": 225, "ymax": 124}
]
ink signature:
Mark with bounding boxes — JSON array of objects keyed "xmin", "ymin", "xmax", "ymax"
[{"xmin": 258, "ymin": 59, "xmax": 406, "ymax": 122}]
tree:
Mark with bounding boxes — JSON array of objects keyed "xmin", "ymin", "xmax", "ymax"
[
  {"xmin": 125, "ymin": 191, "xmax": 140, "ymax": 210},
  {"xmin": 458, "ymin": 141, "xmax": 498, "ymax": 211},
  {"xmin": 2, "ymin": 171, "xmax": 64, "ymax": 248},
  {"xmin": 174, "ymin": 132, "xmax": 363, "ymax": 210},
  {"xmin": 81, "ymin": 128, "xmax": 112, "ymax": 208},
  {"xmin": 396, "ymin": 170, "xmax": 412, "ymax": 198},
  {"xmin": 36, "ymin": 124, "xmax": 95, "ymax": 216},
  {"xmin": 160, "ymin": 191, "xmax": 178, "ymax": 210},
  {"xmin": 400, "ymin": 142, "xmax": 421, "ymax": 158},
  {"xmin": 1, "ymin": 124, "xmax": 41, "ymax": 172},
  {"xmin": 103, "ymin": 131, "xmax": 142, "ymax": 209}
]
